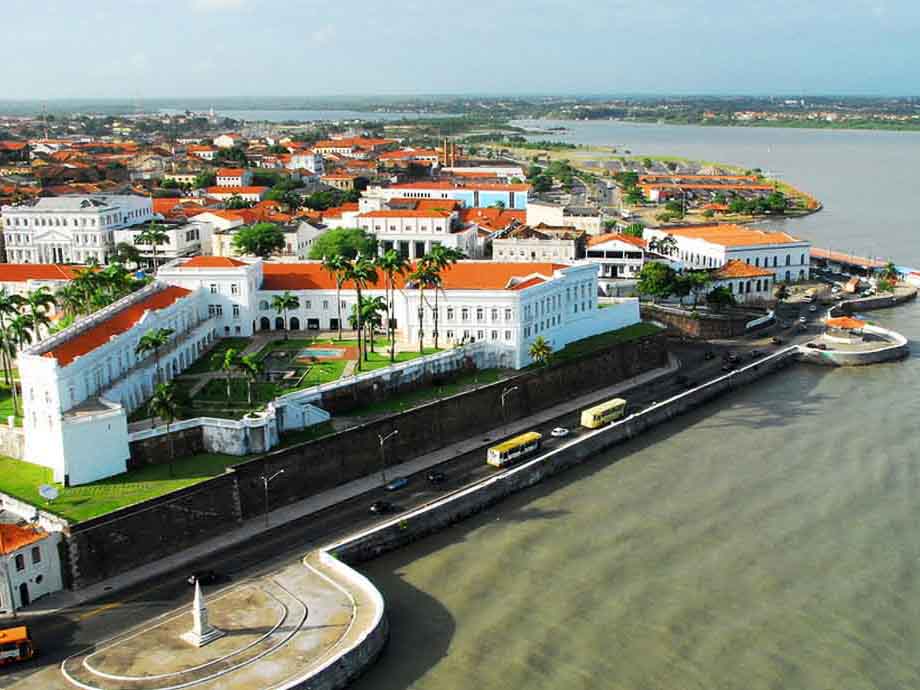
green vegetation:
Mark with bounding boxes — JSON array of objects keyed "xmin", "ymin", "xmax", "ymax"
[
  {"xmin": 232, "ymin": 223, "xmax": 286, "ymax": 258},
  {"xmin": 183, "ymin": 337, "xmax": 251, "ymax": 375},
  {"xmin": 342, "ymin": 368, "xmax": 506, "ymax": 417},
  {"xmin": 0, "ymin": 453, "xmax": 246, "ymax": 523},
  {"xmin": 550, "ymin": 323, "xmax": 664, "ymax": 363},
  {"xmin": 0, "ymin": 384, "xmax": 22, "ymax": 426},
  {"xmin": 308, "ymin": 227, "xmax": 377, "ymax": 260}
]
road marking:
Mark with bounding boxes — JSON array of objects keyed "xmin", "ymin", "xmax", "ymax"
[{"xmin": 75, "ymin": 601, "xmax": 123, "ymax": 622}]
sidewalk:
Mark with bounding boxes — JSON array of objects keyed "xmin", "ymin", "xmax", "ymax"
[{"xmin": 16, "ymin": 357, "xmax": 678, "ymax": 619}]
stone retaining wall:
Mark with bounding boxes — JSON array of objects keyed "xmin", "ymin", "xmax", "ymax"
[
  {"xmin": 798, "ymin": 325, "xmax": 910, "ymax": 367},
  {"xmin": 641, "ymin": 304, "xmax": 760, "ymax": 339},
  {"xmin": 0, "ymin": 425, "xmax": 25, "ymax": 460}
]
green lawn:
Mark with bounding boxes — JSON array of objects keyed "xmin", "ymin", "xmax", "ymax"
[
  {"xmin": 550, "ymin": 322, "xmax": 663, "ymax": 363},
  {"xmin": 359, "ymin": 347, "xmax": 440, "ymax": 372},
  {"xmin": 342, "ymin": 368, "xmax": 507, "ymax": 417},
  {"xmin": 0, "ymin": 385, "xmax": 23, "ymax": 426},
  {"xmin": 0, "ymin": 453, "xmax": 246, "ymax": 523},
  {"xmin": 184, "ymin": 337, "xmax": 253, "ymax": 375}
]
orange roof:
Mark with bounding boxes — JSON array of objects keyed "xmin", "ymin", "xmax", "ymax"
[
  {"xmin": 712, "ymin": 259, "xmax": 773, "ymax": 279},
  {"xmin": 361, "ymin": 209, "xmax": 453, "ymax": 219},
  {"xmin": 205, "ymin": 186, "xmax": 268, "ymax": 195},
  {"xmin": 45, "ymin": 286, "xmax": 192, "ymax": 366},
  {"xmin": 390, "ymin": 181, "xmax": 530, "ymax": 192},
  {"xmin": 510, "ymin": 276, "xmax": 546, "ymax": 291},
  {"xmin": 0, "ymin": 141, "xmax": 28, "ymax": 151},
  {"xmin": 0, "ymin": 264, "xmax": 84, "ymax": 283},
  {"xmin": 378, "ymin": 148, "xmax": 440, "ymax": 160},
  {"xmin": 259, "ymin": 262, "xmax": 566, "ymax": 292},
  {"xmin": 216, "ymin": 167, "xmax": 246, "ymax": 176},
  {"xmin": 183, "ymin": 256, "xmax": 247, "ymax": 268},
  {"xmin": 458, "ymin": 207, "xmax": 525, "ymax": 231},
  {"xmin": 664, "ymin": 224, "xmax": 803, "ymax": 248},
  {"xmin": 322, "ymin": 203, "xmax": 360, "ymax": 219},
  {"xmin": 826, "ymin": 316, "xmax": 866, "ymax": 330},
  {"xmin": 0, "ymin": 523, "xmax": 47, "ymax": 555},
  {"xmin": 640, "ymin": 183, "xmax": 774, "ymax": 191},
  {"xmin": 587, "ymin": 232, "xmax": 647, "ymax": 249},
  {"xmin": 640, "ymin": 174, "xmax": 759, "ymax": 182}
]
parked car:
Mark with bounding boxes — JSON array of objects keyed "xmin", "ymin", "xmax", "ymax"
[
  {"xmin": 550, "ymin": 427, "xmax": 570, "ymax": 438},
  {"xmin": 426, "ymin": 470, "xmax": 447, "ymax": 485},
  {"xmin": 726, "ymin": 352, "xmax": 740, "ymax": 363},
  {"xmin": 771, "ymin": 336, "xmax": 784, "ymax": 345},
  {"xmin": 370, "ymin": 500, "xmax": 398, "ymax": 515},
  {"xmin": 808, "ymin": 305, "xmax": 818, "ymax": 312},
  {"xmin": 816, "ymin": 343, "xmax": 828, "ymax": 351},
  {"xmin": 799, "ymin": 316, "xmax": 808, "ymax": 324},
  {"xmin": 750, "ymin": 349, "xmax": 763, "ymax": 359},
  {"xmin": 384, "ymin": 476, "xmax": 409, "ymax": 492},
  {"xmin": 187, "ymin": 570, "xmax": 221, "ymax": 586},
  {"xmin": 805, "ymin": 342, "xmax": 819, "ymax": 349}
]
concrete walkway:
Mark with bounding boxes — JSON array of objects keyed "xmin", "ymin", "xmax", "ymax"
[{"xmin": 17, "ymin": 357, "xmax": 678, "ymax": 619}]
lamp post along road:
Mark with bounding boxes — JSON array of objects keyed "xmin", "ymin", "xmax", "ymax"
[
  {"xmin": 378, "ymin": 429, "xmax": 399, "ymax": 484},
  {"xmin": 261, "ymin": 469, "xmax": 285, "ymax": 529},
  {"xmin": 501, "ymin": 385, "xmax": 519, "ymax": 438}
]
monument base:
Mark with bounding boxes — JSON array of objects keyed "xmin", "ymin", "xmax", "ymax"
[{"xmin": 181, "ymin": 626, "xmax": 226, "ymax": 648}]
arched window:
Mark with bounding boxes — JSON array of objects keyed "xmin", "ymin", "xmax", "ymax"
[
  {"xmin": 259, "ymin": 300, "xmax": 269, "ymax": 311},
  {"xmin": 289, "ymin": 317, "xmax": 301, "ymax": 331}
]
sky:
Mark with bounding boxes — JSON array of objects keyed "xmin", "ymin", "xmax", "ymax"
[{"xmin": 2, "ymin": 0, "xmax": 920, "ymax": 100}]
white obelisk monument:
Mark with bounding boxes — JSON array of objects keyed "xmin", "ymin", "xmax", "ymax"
[{"xmin": 181, "ymin": 579, "xmax": 225, "ymax": 647}]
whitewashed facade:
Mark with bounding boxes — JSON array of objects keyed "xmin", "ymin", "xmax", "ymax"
[
  {"xmin": 1, "ymin": 195, "xmax": 154, "ymax": 264},
  {"xmin": 0, "ymin": 527, "xmax": 64, "ymax": 611}
]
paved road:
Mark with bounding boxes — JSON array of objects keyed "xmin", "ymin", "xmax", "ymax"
[{"xmin": 0, "ymin": 334, "xmax": 800, "ymax": 687}]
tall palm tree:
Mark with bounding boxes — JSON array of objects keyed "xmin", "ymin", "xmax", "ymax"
[
  {"xmin": 529, "ymin": 335, "xmax": 553, "ymax": 367},
  {"xmin": 239, "ymin": 354, "xmax": 262, "ymax": 407},
  {"xmin": 135, "ymin": 327, "xmax": 175, "ymax": 384},
  {"xmin": 322, "ymin": 255, "xmax": 349, "ymax": 341},
  {"xmin": 55, "ymin": 283, "xmax": 83, "ymax": 319},
  {"xmin": 147, "ymin": 382, "xmax": 180, "ymax": 477},
  {"xmin": 375, "ymin": 250, "xmax": 410, "ymax": 363},
  {"xmin": 270, "ymin": 291, "xmax": 300, "ymax": 341},
  {"xmin": 136, "ymin": 223, "xmax": 169, "ymax": 271},
  {"xmin": 211, "ymin": 347, "xmax": 239, "ymax": 401},
  {"xmin": 98, "ymin": 263, "xmax": 133, "ymax": 303},
  {"xmin": 343, "ymin": 256, "xmax": 378, "ymax": 371},
  {"xmin": 112, "ymin": 242, "xmax": 142, "ymax": 270},
  {"xmin": 5, "ymin": 314, "xmax": 33, "ymax": 415},
  {"xmin": 423, "ymin": 245, "xmax": 463, "ymax": 350},
  {"xmin": 0, "ymin": 290, "xmax": 24, "ymax": 388},
  {"xmin": 407, "ymin": 260, "xmax": 439, "ymax": 354},
  {"xmin": 24, "ymin": 287, "xmax": 56, "ymax": 342},
  {"xmin": 361, "ymin": 296, "xmax": 386, "ymax": 355}
]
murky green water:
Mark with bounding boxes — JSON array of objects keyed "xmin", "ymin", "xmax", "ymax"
[{"xmin": 354, "ymin": 125, "xmax": 920, "ymax": 690}]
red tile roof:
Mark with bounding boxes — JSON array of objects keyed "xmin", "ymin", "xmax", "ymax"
[
  {"xmin": 45, "ymin": 286, "xmax": 192, "ymax": 366},
  {"xmin": 664, "ymin": 224, "xmax": 803, "ymax": 248},
  {"xmin": 826, "ymin": 316, "xmax": 866, "ymax": 330},
  {"xmin": 259, "ymin": 262, "xmax": 565, "ymax": 292},
  {"xmin": 458, "ymin": 207, "xmax": 525, "ymax": 230},
  {"xmin": 216, "ymin": 168, "xmax": 246, "ymax": 176},
  {"xmin": 390, "ymin": 181, "xmax": 530, "ymax": 191},
  {"xmin": 0, "ymin": 523, "xmax": 46, "ymax": 555},
  {"xmin": 0, "ymin": 264, "xmax": 84, "ymax": 283},
  {"xmin": 360, "ymin": 209, "xmax": 453, "ymax": 219},
  {"xmin": 205, "ymin": 186, "xmax": 268, "ymax": 195},
  {"xmin": 712, "ymin": 259, "xmax": 774, "ymax": 279},
  {"xmin": 183, "ymin": 256, "xmax": 247, "ymax": 268},
  {"xmin": 587, "ymin": 232, "xmax": 647, "ymax": 249}
]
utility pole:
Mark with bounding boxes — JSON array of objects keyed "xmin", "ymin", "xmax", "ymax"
[
  {"xmin": 378, "ymin": 430, "xmax": 399, "ymax": 484},
  {"xmin": 261, "ymin": 470, "xmax": 285, "ymax": 530}
]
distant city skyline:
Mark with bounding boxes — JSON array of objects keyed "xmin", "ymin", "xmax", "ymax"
[{"xmin": 4, "ymin": 0, "xmax": 920, "ymax": 99}]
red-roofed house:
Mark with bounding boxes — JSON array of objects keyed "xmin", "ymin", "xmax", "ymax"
[
  {"xmin": 216, "ymin": 168, "xmax": 253, "ymax": 187},
  {"xmin": 204, "ymin": 186, "xmax": 269, "ymax": 202},
  {"xmin": 0, "ymin": 523, "xmax": 64, "ymax": 612}
]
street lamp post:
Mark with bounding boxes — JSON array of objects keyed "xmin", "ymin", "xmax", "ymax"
[
  {"xmin": 500, "ymin": 385, "xmax": 519, "ymax": 437},
  {"xmin": 378, "ymin": 429, "xmax": 399, "ymax": 484},
  {"xmin": 261, "ymin": 469, "xmax": 285, "ymax": 530}
]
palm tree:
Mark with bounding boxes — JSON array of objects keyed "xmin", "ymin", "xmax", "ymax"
[
  {"xmin": 407, "ymin": 260, "xmax": 439, "ymax": 354},
  {"xmin": 5, "ymin": 314, "xmax": 33, "ymax": 414},
  {"xmin": 72, "ymin": 264, "xmax": 101, "ymax": 308},
  {"xmin": 211, "ymin": 347, "xmax": 239, "ymax": 401},
  {"xmin": 270, "ymin": 291, "xmax": 300, "ymax": 341},
  {"xmin": 97, "ymin": 263, "xmax": 133, "ymax": 303},
  {"xmin": 24, "ymin": 287, "xmax": 56, "ymax": 342},
  {"xmin": 423, "ymin": 245, "xmax": 463, "ymax": 350},
  {"xmin": 239, "ymin": 354, "xmax": 262, "ymax": 407},
  {"xmin": 55, "ymin": 283, "xmax": 83, "ymax": 319},
  {"xmin": 881, "ymin": 261, "xmax": 899, "ymax": 282},
  {"xmin": 657, "ymin": 234, "xmax": 678, "ymax": 257},
  {"xmin": 112, "ymin": 242, "xmax": 142, "ymax": 270},
  {"xmin": 529, "ymin": 335, "xmax": 553, "ymax": 367},
  {"xmin": 375, "ymin": 250, "xmax": 410, "ymax": 363},
  {"xmin": 322, "ymin": 255, "xmax": 349, "ymax": 340},
  {"xmin": 343, "ymin": 256, "xmax": 378, "ymax": 371},
  {"xmin": 349, "ymin": 297, "xmax": 386, "ymax": 357},
  {"xmin": 0, "ymin": 290, "xmax": 24, "ymax": 388},
  {"xmin": 147, "ymin": 382, "xmax": 180, "ymax": 477},
  {"xmin": 135, "ymin": 327, "xmax": 175, "ymax": 384},
  {"xmin": 136, "ymin": 223, "xmax": 169, "ymax": 271}
]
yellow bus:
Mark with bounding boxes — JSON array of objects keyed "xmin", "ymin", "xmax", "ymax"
[
  {"xmin": 487, "ymin": 432, "xmax": 543, "ymax": 468},
  {"xmin": 0, "ymin": 627, "xmax": 36, "ymax": 667},
  {"xmin": 580, "ymin": 398, "xmax": 627, "ymax": 429}
]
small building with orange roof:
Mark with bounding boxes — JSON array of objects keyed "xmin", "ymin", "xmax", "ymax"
[
  {"xmin": 0, "ymin": 522, "xmax": 64, "ymax": 612},
  {"xmin": 825, "ymin": 316, "xmax": 867, "ymax": 344},
  {"xmin": 710, "ymin": 259, "xmax": 775, "ymax": 303}
]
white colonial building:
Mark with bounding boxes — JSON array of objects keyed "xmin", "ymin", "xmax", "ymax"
[
  {"xmin": 526, "ymin": 201, "xmax": 603, "ymax": 236},
  {"xmin": 215, "ymin": 168, "xmax": 253, "ymax": 187},
  {"xmin": 644, "ymin": 224, "xmax": 810, "ymax": 284},
  {"xmin": 1, "ymin": 194, "xmax": 154, "ymax": 264},
  {"xmin": 710, "ymin": 260, "xmax": 775, "ymax": 304},
  {"xmin": 114, "ymin": 219, "xmax": 212, "ymax": 262},
  {"xmin": 0, "ymin": 523, "xmax": 64, "ymax": 611},
  {"xmin": 18, "ymin": 282, "xmax": 216, "ymax": 485},
  {"xmin": 357, "ymin": 203, "xmax": 482, "ymax": 259},
  {"xmin": 288, "ymin": 151, "xmax": 325, "ymax": 175}
]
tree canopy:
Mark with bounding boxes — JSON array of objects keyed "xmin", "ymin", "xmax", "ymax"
[
  {"xmin": 308, "ymin": 227, "xmax": 377, "ymax": 260},
  {"xmin": 232, "ymin": 223, "xmax": 286, "ymax": 258}
]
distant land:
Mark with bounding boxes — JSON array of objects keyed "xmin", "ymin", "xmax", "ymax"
[{"xmin": 3, "ymin": 95, "xmax": 920, "ymax": 132}]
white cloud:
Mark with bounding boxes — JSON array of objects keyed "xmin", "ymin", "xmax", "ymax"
[{"xmin": 190, "ymin": 0, "xmax": 244, "ymax": 10}]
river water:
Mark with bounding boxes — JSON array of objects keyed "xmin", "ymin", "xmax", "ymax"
[{"xmin": 353, "ymin": 122, "xmax": 920, "ymax": 690}]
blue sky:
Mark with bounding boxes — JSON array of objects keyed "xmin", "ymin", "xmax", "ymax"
[{"xmin": 3, "ymin": 0, "xmax": 919, "ymax": 99}]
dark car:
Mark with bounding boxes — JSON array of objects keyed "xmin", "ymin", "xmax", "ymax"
[
  {"xmin": 704, "ymin": 351, "xmax": 716, "ymax": 361},
  {"xmin": 426, "ymin": 470, "xmax": 447, "ymax": 485},
  {"xmin": 726, "ymin": 352, "xmax": 740, "ymax": 363},
  {"xmin": 750, "ymin": 349, "xmax": 762, "ymax": 359},
  {"xmin": 370, "ymin": 500, "xmax": 398, "ymax": 515},
  {"xmin": 384, "ymin": 476, "xmax": 409, "ymax": 492},
  {"xmin": 805, "ymin": 342, "xmax": 819, "ymax": 349},
  {"xmin": 771, "ymin": 336, "xmax": 784, "ymax": 345},
  {"xmin": 187, "ymin": 570, "xmax": 221, "ymax": 586},
  {"xmin": 816, "ymin": 343, "xmax": 828, "ymax": 351}
]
